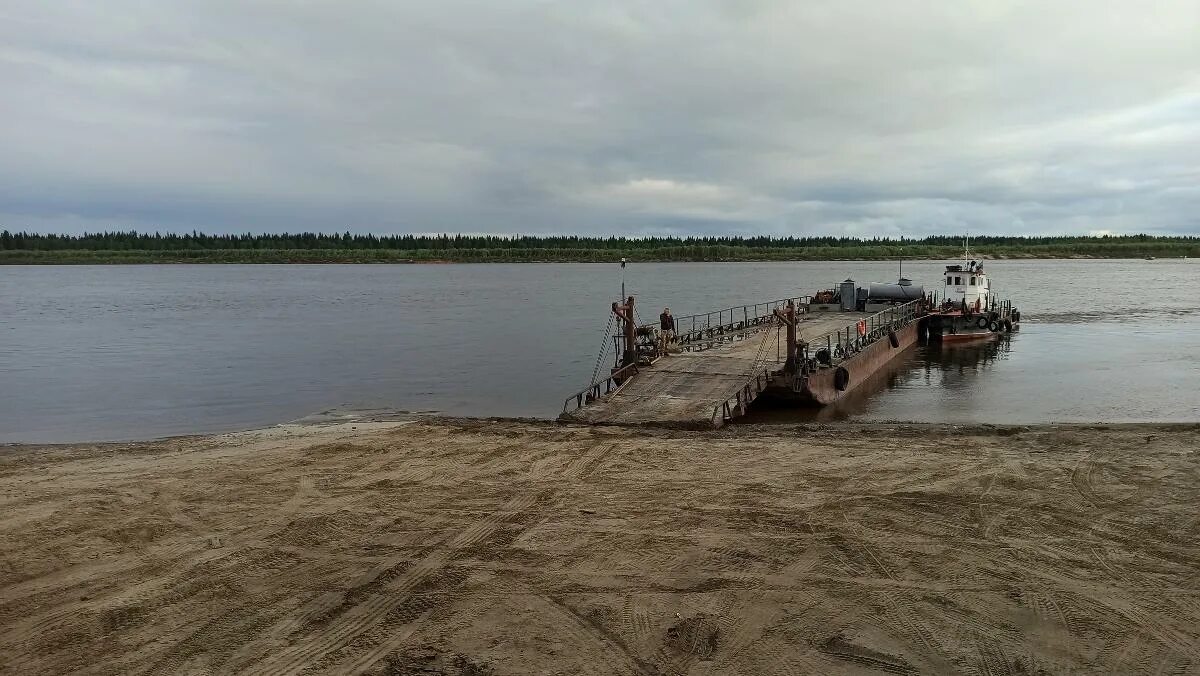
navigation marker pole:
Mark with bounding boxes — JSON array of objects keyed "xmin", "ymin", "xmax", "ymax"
[{"xmin": 620, "ymin": 257, "xmax": 627, "ymax": 302}]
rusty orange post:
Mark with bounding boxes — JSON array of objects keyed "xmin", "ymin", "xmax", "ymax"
[
  {"xmin": 773, "ymin": 299, "xmax": 798, "ymax": 373},
  {"xmin": 612, "ymin": 295, "xmax": 637, "ymax": 368},
  {"xmin": 784, "ymin": 300, "xmax": 797, "ymax": 372}
]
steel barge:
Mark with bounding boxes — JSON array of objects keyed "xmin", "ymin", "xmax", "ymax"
[{"xmin": 561, "ymin": 258, "xmax": 1020, "ymax": 427}]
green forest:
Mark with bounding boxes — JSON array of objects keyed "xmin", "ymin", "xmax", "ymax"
[{"xmin": 1, "ymin": 230, "xmax": 1196, "ymax": 263}]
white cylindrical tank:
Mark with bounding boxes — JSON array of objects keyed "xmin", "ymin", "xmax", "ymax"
[{"xmin": 867, "ymin": 282, "xmax": 925, "ymax": 301}]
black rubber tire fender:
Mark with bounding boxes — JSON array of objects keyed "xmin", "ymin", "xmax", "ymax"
[
  {"xmin": 834, "ymin": 366, "xmax": 850, "ymax": 391},
  {"xmin": 888, "ymin": 329, "xmax": 899, "ymax": 348},
  {"xmin": 989, "ymin": 321, "xmax": 1001, "ymax": 332},
  {"xmin": 976, "ymin": 316, "xmax": 990, "ymax": 329}
]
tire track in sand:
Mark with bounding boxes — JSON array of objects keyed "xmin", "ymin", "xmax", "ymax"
[
  {"xmin": 240, "ymin": 443, "xmax": 617, "ymax": 676},
  {"xmin": 973, "ymin": 635, "xmax": 1014, "ymax": 676},
  {"xmin": 541, "ymin": 592, "xmax": 655, "ymax": 675},
  {"xmin": 324, "ymin": 564, "xmax": 482, "ymax": 674},
  {"xmin": 0, "ymin": 474, "xmax": 325, "ymax": 668}
]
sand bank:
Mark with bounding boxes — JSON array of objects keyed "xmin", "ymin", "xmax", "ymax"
[{"xmin": 2, "ymin": 418, "xmax": 1198, "ymax": 674}]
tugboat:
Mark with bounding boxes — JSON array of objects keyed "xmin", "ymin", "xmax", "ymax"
[{"xmin": 932, "ymin": 244, "xmax": 1020, "ymax": 342}]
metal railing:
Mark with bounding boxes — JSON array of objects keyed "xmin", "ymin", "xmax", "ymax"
[
  {"xmin": 810, "ymin": 299, "xmax": 923, "ymax": 364},
  {"xmin": 711, "ymin": 299, "xmax": 930, "ymax": 426},
  {"xmin": 711, "ymin": 370, "xmax": 773, "ymax": 426},
  {"xmin": 602, "ymin": 295, "xmax": 812, "ymax": 372},
  {"xmin": 649, "ymin": 295, "xmax": 810, "ymax": 355},
  {"xmin": 561, "ymin": 362, "xmax": 640, "ymax": 414},
  {"xmin": 708, "ymin": 313, "xmax": 785, "ymax": 427}
]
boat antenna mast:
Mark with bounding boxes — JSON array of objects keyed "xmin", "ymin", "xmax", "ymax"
[{"xmin": 963, "ymin": 233, "xmax": 980, "ymax": 269}]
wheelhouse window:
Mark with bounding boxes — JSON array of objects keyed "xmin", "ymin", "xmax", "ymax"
[
  {"xmin": 969, "ymin": 277, "xmax": 976, "ymax": 286},
  {"xmin": 954, "ymin": 276, "xmax": 962, "ymax": 285}
]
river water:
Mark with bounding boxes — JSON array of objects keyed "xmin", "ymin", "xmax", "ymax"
[{"xmin": 2, "ymin": 259, "xmax": 1198, "ymax": 442}]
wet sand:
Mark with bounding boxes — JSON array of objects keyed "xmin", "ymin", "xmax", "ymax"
[{"xmin": 2, "ymin": 418, "xmax": 1198, "ymax": 674}]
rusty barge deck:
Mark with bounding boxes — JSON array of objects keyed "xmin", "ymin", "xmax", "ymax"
[
  {"xmin": 561, "ymin": 294, "xmax": 939, "ymax": 428},
  {"xmin": 561, "ymin": 272, "xmax": 1021, "ymax": 428},
  {"xmin": 564, "ymin": 311, "xmax": 865, "ymax": 427}
]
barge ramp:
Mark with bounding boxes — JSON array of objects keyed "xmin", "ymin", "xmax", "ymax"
[
  {"xmin": 565, "ymin": 311, "xmax": 863, "ymax": 427},
  {"xmin": 562, "ymin": 295, "xmax": 929, "ymax": 428}
]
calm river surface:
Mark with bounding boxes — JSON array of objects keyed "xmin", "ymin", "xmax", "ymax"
[{"xmin": 2, "ymin": 260, "xmax": 1198, "ymax": 442}]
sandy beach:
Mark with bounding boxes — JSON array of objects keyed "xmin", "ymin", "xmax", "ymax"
[{"xmin": 2, "ymin": 418, "xmax": 1198, "ymax": 674}]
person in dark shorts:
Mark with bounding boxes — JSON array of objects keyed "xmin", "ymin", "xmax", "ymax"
[{"xmin": 659, "ymin": 307, "xmax": 676, "ymax": 354}]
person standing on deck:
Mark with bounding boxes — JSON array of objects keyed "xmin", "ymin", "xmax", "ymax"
[{"xmin": 659, "ymin": 307, "xmax": 676, "ymax": 355}]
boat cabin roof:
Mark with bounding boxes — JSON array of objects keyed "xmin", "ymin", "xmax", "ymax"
[{"xmin": 945, "ymin": 263, "xmax": 986, "ymax": 274}]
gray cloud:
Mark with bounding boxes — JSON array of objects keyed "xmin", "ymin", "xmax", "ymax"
[{"xmin": 2, "ymin": 0, "xmax": 1198, "ymax": 236}]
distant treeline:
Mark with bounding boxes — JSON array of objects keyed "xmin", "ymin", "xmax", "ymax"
[{"xmin": 1, "ymin": 230, "xmax": 1197, "ymax": 263}]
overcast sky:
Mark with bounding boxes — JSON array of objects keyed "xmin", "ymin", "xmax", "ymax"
[{"xmin": 2, "ymin": 1, "xmax": 1198, "ymax": 237}]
